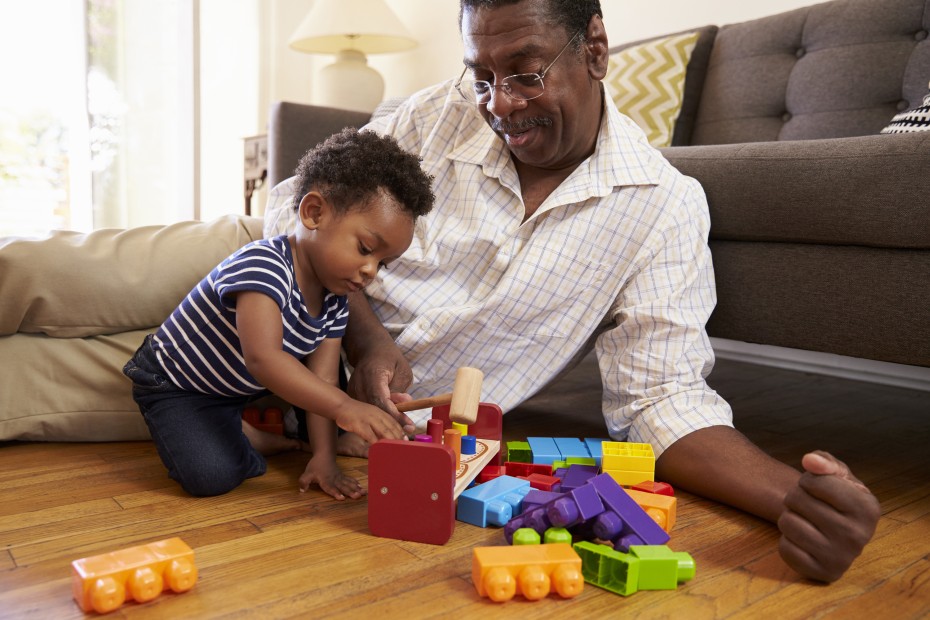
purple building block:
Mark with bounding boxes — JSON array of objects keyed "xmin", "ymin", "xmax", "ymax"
[
  {"xmin": 559, "ymin": 464, "xmax": 600, "ymax": 491},
  {"xmin": 546, "ymin": 483, "xmax": 604, "ymax": 528},
  {"xmin": 521, "ymin": 489, "xmax": 563, "ymax": 514},
  {"xmin": 589, "ymin": 473, "xmax": 670, "ymax": 550}
]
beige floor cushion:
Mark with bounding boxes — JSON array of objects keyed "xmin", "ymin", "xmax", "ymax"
[{"xmin": 0, "ymin": 214, "xmax": 264, "ymax": 441}]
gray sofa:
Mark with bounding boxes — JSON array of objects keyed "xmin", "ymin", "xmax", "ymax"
[{"xmin": 268, "ymin": 0, "xmax": 930, "ymax": 369}]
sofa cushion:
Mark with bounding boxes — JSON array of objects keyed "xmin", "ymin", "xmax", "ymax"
[
  {"xmin": 664, "ymin": 131, "xmax": 930, "ymax": 250},
  {"xmin": 0, "ymin": 330, "xmax": 152, "ymax": 441},
  {"xmin": 604, "ymin": 31, "xmax": 700, "ymax": 147},
  {"xmin": 0, "ymin": 214, "xmax": 264, "ymax": 338},
  {"xmin": 692, "ymin": 0, "xmax": 930, "ymax": 144}
]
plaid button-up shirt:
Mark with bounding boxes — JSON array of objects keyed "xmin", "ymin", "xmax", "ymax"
[{"xmin": 263, "ymin": 81, "xmax": 732, "ymax": 454}]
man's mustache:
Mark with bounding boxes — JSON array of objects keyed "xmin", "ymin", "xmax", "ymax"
[{"xmin": 491, "ymin": 117, "xmax": 553, "ymax": 133}]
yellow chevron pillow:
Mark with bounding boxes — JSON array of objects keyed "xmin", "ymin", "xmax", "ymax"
[{"xmin": 605, "ymin": 32, "xmax": 699, "ymax": 148}]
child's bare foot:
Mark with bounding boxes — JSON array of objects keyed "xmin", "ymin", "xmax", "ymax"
[
  {"xmin": 242, "ymin": 420, "xmax": 301, "ymax": 455},
  {"xmin": 336, "ymin": 432, "xmax": 370, "ymax": 458}
]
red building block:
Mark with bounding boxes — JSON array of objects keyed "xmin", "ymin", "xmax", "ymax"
[
  {"xmin": 632, "ymin": 480, "xmax": 675, "ymax": 496},
  {"xmin": 241, "ymin": 406, "xmax": 284, "ymax": 435}
]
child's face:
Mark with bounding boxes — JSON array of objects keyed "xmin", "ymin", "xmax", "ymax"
[{"xmin": 296, "ymin": 189, "xmax": 415, "ymax": 296}]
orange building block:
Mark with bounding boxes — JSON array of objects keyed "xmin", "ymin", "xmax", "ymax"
[
  {"xmin": 472, "ymin": 543, "xmax": 584, "ymax": 602},
  {"xmin": 626, "ymin": 488, "xmax": 677, "ymax": 532},
  {"xmin": 71, "ymin": 537, "xmax": 198, "ymax": 614}
]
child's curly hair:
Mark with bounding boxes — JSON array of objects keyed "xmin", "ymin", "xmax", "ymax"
[{"xmin": 292, "ymin": 128, "xmax": 434, "ymax": 219}]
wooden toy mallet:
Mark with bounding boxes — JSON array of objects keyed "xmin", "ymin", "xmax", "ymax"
[{"xmin": 394, "ymin": 367, "xmax": 484, "ymax": 425}]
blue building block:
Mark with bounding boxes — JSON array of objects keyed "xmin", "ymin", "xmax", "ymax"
[
  {"xmin": 527, "ymin": 437, "xmax": 561, "ymax": 465},
  {"xmin": 553, "ymin": 437, "xmax": 589, "ymax": 460},
  {"xmin": 584, "ymin": 438, "xmax": 607, "ymax": 467},
  {"xmin": 457, "ymin": 476, "xmax": 531, "ymax": 528}
]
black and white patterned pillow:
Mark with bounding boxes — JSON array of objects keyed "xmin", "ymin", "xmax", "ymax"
[{"xmin": 881, "ymin": 88, "xmax": 930, "ymax": 134}]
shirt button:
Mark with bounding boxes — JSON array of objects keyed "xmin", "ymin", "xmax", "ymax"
[{"xmin": 795, "ymin": 47, "xmax": 806, "ymax": 58}]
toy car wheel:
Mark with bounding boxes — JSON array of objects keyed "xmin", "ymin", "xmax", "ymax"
[
  {"xmin": 517, "ymin": 565, "xmax": 550, "ymax": 601},
  {"xmin": 90, "ymin": 576, "xmax": 125, "ymax": 614},
  {"xmin": 483, "ymin": 567, "xmax": 516, "ymax": 602},
  {"xmin": 129, "ymin": 566, "xmax": 163, "ymax": 603},
  {"xmin": 552, "ymin": 563, "xmax": 584, "ymax": 598},
  {"xmin": 166, "ymin": 558, "xmax": 199, "ymax": 592}
]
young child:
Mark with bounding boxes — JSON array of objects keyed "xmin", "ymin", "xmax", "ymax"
[{"xmin": 123, "ymin": 128, "xmax": 435, "ymax": 500}]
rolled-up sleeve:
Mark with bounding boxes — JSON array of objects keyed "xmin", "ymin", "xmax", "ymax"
[{"xmin": 595, "ymin": 177, "xmax": 733, "ymax": 456}]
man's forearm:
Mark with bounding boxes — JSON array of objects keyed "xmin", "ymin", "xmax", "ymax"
[
  {"xmin": 656, "ymin": 425, "xmax": 800, "ymax": 523},
  {"xmin": 343, "ymin": 291, "xmax": 395, "ymax": 366}
]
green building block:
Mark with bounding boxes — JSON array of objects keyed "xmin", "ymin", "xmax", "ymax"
[
  {"xmin": 628, "ymin": 545, "xmax": 695, "ymax": 589},
  {"xmin": 565, "ymin": 456, "xmax": 597, "ymax": 466},
  {"xmin": 573, "ymin": 541, "xmax": 640, "ymax": 596},
  {"xmin": 512, "ymin": 528, "xmax": 541, "ymax": 546},
  {"xmin": 506, "ymin": 440, "xmax": 532, "ymax": 463},
  {"xmin": 543, "ymin": 527, "xmax": 572, "ymax": 545}
]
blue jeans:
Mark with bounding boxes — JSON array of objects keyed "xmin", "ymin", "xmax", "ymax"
[{"xmin": 123, "ymin": 335, "xmax": 267, "ymax": 496}]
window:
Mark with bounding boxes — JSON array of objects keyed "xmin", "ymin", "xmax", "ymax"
[{"xmin": 0, "ymin": 0, "xmax": 261, "ymax": 237}]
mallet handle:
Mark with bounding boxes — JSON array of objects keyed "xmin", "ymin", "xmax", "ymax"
[{"xmin": 394, "ymin": 392, "xmax": 453, "ymax": 413}]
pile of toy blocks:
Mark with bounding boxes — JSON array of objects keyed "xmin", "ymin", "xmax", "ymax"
[{"xmin": 463, "ymin": 437, "xmax": 694, "ymax": 601}]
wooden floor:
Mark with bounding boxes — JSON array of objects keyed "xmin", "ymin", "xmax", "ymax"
[{"xmin": 2, "ymin": 356, "xmax": 929, "ymax": 619}]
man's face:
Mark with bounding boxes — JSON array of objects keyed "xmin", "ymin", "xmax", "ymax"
[{"xmin": 460, "ymin": 1, "xmax": 602, "ymax": 172}]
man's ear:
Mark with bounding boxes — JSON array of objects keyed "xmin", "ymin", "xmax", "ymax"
[
  {"xmin": 585, "ymin": 14, "xmax": 609, "ymax": 81},
  {"xmin": 297, "ymin": 191, "xmax": 328, "ymax": 230}
]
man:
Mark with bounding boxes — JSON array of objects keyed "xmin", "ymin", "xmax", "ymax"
[{"xmin": 264, "ymin": 0, "xmax": 880, "ymax": 583}]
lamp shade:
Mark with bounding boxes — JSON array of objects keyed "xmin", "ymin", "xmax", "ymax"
[{"xmin": 288, "ymin": 0, "xmax": 417, "ymax": 55}]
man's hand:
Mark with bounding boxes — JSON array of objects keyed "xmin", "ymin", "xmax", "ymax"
[
  {"xmin": 777, "ymin": 451, "xmax": 881, "ymax": 582},
  {"xmin": 346, "ymin": 346, "xmax": 415, "ymax": 434}
]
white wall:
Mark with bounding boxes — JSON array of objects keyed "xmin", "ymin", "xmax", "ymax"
[{"xmin": 266, "ymin": 0, "xmax": 824, "ymax": 108}]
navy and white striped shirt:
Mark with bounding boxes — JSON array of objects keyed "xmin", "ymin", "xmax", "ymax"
[{"xmin": 152, "ymin": 236, "xmax": 348, "ymax": 396}]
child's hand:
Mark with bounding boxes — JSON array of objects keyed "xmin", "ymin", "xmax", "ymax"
[
  {"xmin": 299, "ymin": 455, "xmax": 365, "ymax": 501},
  {"xmin": 777, "ymin": 451, "xmax": 881, "ymax": 582},
  {"xmin": 334, "ymin": 401, "xmax": 406, "ymax": 444}
]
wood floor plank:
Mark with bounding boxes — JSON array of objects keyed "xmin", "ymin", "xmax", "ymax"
[{"xmin": 821, "ymin": 557, "xmax": 930, "ymax": 619}]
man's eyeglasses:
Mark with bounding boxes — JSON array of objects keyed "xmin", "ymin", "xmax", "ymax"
[{"xmin": 455, "ymin": 29, "xmax": 585, "ymax": 106}]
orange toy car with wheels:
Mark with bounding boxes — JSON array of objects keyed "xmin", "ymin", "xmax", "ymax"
[{"xmin": 71, "ymin": 537, "xmax": 197, "ymax": 614}]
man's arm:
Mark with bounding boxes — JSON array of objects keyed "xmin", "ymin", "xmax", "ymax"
[
  {"xmin": 595, "ymin": 176, "xmax": 879, "ymax": 582},
  {"xmin": 656, "ymin": 424, "xmax": 880, "ymax": 583},
  {"xmin": 342, "ymin": 291, "xmax": 415, "ymax": 431}
]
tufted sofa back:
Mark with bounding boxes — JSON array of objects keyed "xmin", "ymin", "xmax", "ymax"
[{"xmin": 691, "ymin": 0, "xmax": 930, "ymax": 144}]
